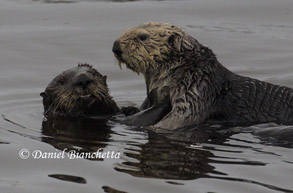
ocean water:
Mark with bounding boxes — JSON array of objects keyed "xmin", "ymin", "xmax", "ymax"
[{"xmin": 0, "ymin": 0, "xmax": 293, "ymax": 192}]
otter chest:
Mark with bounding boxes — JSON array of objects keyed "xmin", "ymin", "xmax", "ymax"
[{"xmin": 147, "ymin": 74, "xmax": 171, "ymax": 105}]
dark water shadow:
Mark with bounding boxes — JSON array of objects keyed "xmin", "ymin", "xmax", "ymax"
[
  {"xmin": 102, "ymin": 186, "xmax": 128, "ymax": 193},
  {"xmin": 226, "ymin": 122, "xmax": 293, "ymax": 148},
  {"xmin": 41, "ymin": 117, "xmax": 112, "ymax": 161},
  {"xmin": 115, "ymin": 123, "xmax": 293, "ymax": 192},
  {"xmin": 165, "ymin": 122, "xmax": 293, "ymax": 148},
  {"xmin": 115, "ymin": 125, "xmax": 262, "ymax": 180},
  {"xmin": 48, "ymin": 174, "xmax": 87, "ymax": 184}
]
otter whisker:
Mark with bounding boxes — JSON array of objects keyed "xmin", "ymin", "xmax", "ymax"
[
  {"xmin": 47, "ymin": 90, "xmax": 66, "ymax": 113},
  {"xmin": 117, "ymin": 60, "xmax": 122, "ymax": 70},
  {"xmin": 53, "ymin": 89, "xmax": 73, "ymax": 112},
  {"xmin": 65, "ymin": 94, "xmax": 79, "ymax": 112},
  {"xmin": 41, "ymin": 64, "xmax": 120, "ymax": 117},
  {"xmin": 53, "ymin": 94, "xmax": 67, "ymax": 112}
]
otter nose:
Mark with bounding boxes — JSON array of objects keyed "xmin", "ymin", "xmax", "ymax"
[
  {"xmin": 112, "ymin": 40, "xmax": 122, "ymax": 56},
  {"xmin": 74, "ymin": 73, "xmax": 93, "ymax": 89}
]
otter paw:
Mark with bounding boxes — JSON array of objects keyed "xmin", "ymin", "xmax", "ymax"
[
  {"xmin": 145, "ymin": 125, "xmax": 161, "ymax": 132},
  {"xmin": 120, "ymin": 106, "xmax": 140, "ymax": 116}
]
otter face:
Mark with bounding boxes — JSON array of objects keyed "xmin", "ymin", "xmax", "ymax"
[
  {"xmin": 41, "ymin": 64, "xmax": 118, "ymax": 118},
  {"xmin": 112, "ymin": 22, "xmax": 200, "ymax": 74}
]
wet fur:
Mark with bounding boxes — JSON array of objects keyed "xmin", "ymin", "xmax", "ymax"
[
  {"xmin": 41, "ymin": 64, "xmax": 119, "ymax": 118},
  {"xmin": 114, "ymin": 22, "xmax": 293, "ymax": 129}
]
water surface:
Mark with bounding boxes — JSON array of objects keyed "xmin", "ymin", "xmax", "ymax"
[{"xmin": 1, "ymin": 0, "xmax": 293, "ymax": 192}]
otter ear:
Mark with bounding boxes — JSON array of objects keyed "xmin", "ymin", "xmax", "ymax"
[
  {"xmin": 181, "ymin": 34, "xmax": 195, "ymax": 51},
  {"xmin": 169, "ymin": 33, "xmax": 195, "ymax": 52},
  {"xmin": 40, "ymin": 92, "xmax": 47, "ymax": 98},
  {"xmin": 168, "ymin": 34, "xmax": 181, "ymax": 51}
]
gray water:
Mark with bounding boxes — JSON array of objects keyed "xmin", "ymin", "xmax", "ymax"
[{"xmin": 0, "ymin": 0, "xmax": 293, "ymax": 193}]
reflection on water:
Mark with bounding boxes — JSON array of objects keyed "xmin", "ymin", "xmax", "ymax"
[
  {"xmin": 48, "ymin": 174, "xmax": 87, "ymax": 184},
  {"xmin": 116, "ymin": 130, "xmax": 218, "ymax": 180},
  {"xmin": 116, "ymin": 125, "xmax": 293, "ymax": 192},
  {"xmin": 42, "ymin": 117, "xmax": 112, "ymax": 160},
  {"xmin": 102, "ymin": 186, "xmax": 128, "ymax": 193},
  {"xmin": 40, "ymin": 115, "xmax": 293, "ymax": 191}
]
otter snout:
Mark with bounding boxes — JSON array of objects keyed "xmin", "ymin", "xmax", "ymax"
[
  {"xmin": 73, "ymin": 73, "xmax": 93, "ymax": 89},
  {"xmin": 112, "ymin": 40, "xmax": 122, "ymax": 57}
]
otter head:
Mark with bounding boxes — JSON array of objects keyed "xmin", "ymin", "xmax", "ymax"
[
  {"xmin": 40, "ymin": 64, "xmax": 119, "ymax": 118},
  {"xmin": 112, "ymin": 22, "xmax": 202, "ymax": 74}
]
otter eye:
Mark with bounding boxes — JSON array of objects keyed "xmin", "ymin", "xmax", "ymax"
[
  {"xmin": 138, "ymin": 34, "xmax": 149, "ymax": 41},
  {"xmin": 168, "ymin": 35, "xmax": 175, "ymax": 44}
]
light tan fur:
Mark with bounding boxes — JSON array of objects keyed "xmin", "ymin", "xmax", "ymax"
[{"xmin": 116, "ymin": 22, "xmax": 199, "ymax": 74}]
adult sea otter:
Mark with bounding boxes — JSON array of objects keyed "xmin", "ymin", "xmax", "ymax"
[{"xmin": 112, "ymin": 22, "xmax": 293, "ymax": 130}]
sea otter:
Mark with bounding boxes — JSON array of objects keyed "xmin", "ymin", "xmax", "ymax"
[
  {"xmin": 112, "ymin": 22, "xmax": 293, "ymax": 130},
  {"xmin": 41, "ymin": 64, "xmax": 138, "ymax": 119}
]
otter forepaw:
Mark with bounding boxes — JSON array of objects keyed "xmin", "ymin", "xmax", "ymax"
[
  {"xmin": 120, "ymin": 106, "xmax": 140, "ymax": 116},
  {"xmin": 144, "ymin": 125, "xmax": 164, "ymax": 132}
]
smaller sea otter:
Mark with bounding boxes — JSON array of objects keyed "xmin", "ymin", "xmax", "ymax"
[
  {"xmin": 41, "ymin": 64, "xmax": 138, "ymax": 119},
  {"xmin": 113, "ymin": 22, "xmax": 293, "ymax": 130}
]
